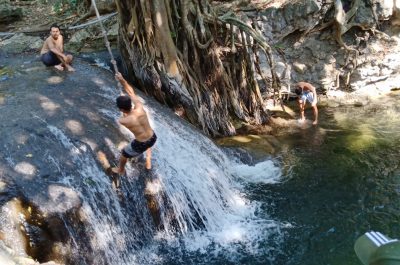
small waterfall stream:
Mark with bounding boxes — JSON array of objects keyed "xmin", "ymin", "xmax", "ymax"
[
  {"xmin": 46, "ymin": 94, "xmax": 284, "ymax": 264},
  {"xmin": 0, "ymin": 54, "xmax": 285, "ymax": 264}
]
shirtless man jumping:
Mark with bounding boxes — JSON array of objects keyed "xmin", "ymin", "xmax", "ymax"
[
  {"xmin": 112, "ymin": 72, "xmax": 157, "ymax": 175},
  {"xmin": 40, "ymin": 24, "xmax": 74, "ymax": 72}
]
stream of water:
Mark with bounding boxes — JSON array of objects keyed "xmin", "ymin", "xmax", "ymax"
[
  {"xmin": 0, "ymin": 53, "xmax": 399, "ymax": 265},
  {"xmin": 224, "ymin": 94, "xmax": 400, "ymax": 265}
]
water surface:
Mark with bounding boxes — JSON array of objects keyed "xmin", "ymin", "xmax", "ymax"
[
  {"xmin": 1, "ymin": 52, "xmax": 399, "ymax": 265},
  {"xmin": 235, "ymin": 95, "xmax": 400, "ymax": 264}
]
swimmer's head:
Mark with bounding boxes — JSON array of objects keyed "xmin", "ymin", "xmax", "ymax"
[{"xmin": 116, "ymin": 95, "xmax": 132, "ymax": 112}]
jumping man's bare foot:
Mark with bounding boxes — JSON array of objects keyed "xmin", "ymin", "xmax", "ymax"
[
  {"xmin": 111, "ymin": 167, "xmax": 125, "ymax": 176},
  {"xmin": 54, "ymin": 64, "xmax": 64, "ymax": 71}
]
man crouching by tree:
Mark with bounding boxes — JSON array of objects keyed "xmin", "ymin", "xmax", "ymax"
[
  {"xmin": 112, "ymin": 72, "xmax": 157, "ymax": 176},
  {"xmin": 40, "ymin": 24, "xmax": 74, "ymax": 72}
]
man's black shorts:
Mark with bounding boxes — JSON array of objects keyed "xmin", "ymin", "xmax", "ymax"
[
  {"xmin": 40, "ymin": 51, "xmax": 61, "ymax": 66},
  {"xmin": 122, "ymin": 133, "xmax": 157, "ymax": 158}
]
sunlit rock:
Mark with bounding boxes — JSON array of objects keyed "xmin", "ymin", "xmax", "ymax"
[
  {"xmin": 65, "ymin": 120, "xmax": 84, "ymax": 135},
  {"xmin": 15, "ymin": 133, "xmax": 28, "ymax": 145},
  {"xmin": 46, "ymin": 185, "xmax": 81, "ymax": 214},
  {"xmin": 14, "ymin": 162, "xmax": 36, "ymax": 177},
  {"xmin": 0, "ymin": 181, "xmax": 5, "ymax": 192},
  {"xmin": 293, "ymin": 62, "xmax": 307, "ymax": 73},
  {"xmin": 46, "ymin": 76, "xmax": 64, "ymax": 85},
  {"xmin": 38, "ymin": 96, "xmax": 60, "ymax": 115},
  {"xmin": 0, "ymin": 33, "xmax": 41, "ymax": 53}
]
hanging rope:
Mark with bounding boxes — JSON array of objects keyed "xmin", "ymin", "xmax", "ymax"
[
  {"xmin": 91, "ymin": 0, "xmax": 118, "ymax": 72},
  {"xmin": 91, "ymin": 0, "xmax": 124, "ymax": 94}
]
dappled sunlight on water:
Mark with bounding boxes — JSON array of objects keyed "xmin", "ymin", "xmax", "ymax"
[
  {"xmin": 46, "ymin": 76, "xmax": 64, "ymax": 85},
  {"xmin": 263, "ymin": 94, "xmax": 400, "ymax": 265},
  {"xmin": 216, "ymin": 92, "xmax": 400, "ymax": 265},
  {"xmin": 14, "ymin": 133, "xmax": 29, "ymax": 145},
  {"xmin": 346, "ymin": 126, "xmax": 377, "ymax": 152},
  {"xmin": 65, "ymin": 119, "xmax": 84, "ymax": 135},
  {"xmin": 38, "ymin": 95, "xmax": 60, "ymax": 115},
  {"xmin": 14, "ymin": 162, "xmax": 36, "ymax": 178},
  {"xmin": 47, "ymin": 185, "xmax": 81, "ymax": 213}
]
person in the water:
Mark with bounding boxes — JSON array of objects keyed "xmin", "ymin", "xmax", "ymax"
[
  {"xmin": 40, "ymin": 24, "xmax": 74, "ymax": 72},
  {"xmin": 294, "ymin": 81, "xmax": 318, "ymax": 125},
  {"xmin": 112, "ymin": 72, "xmax": 157, "ymax": 175}
]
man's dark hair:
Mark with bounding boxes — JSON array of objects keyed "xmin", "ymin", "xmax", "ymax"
[
  {"xmin": 294, "ymin": 88, "xmax": 302, "ymax": 95},
  {"xmin": 116, "ymin": 95, "xmax": 132, "ymax": 111},
  {"xmin": 50, "ymin": 24, "xmax": 60, "ymax": 31}
]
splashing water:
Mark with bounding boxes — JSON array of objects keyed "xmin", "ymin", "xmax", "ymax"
[
  {"xmin": 0, "ymin": 55, "xmax": 285, "ymax": 265},
  {"xmin": 44, "ymin": 92, "xmax": 285, "ymax": 264}
]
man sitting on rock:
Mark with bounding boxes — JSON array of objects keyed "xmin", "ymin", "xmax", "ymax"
[{"xmin": 40, "ymin": 24, "xmax": 74, "ymax": 72}]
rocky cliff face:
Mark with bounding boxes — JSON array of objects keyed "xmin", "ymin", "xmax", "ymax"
[
  {"xmin": 1, "ymin": 0, "xmax": 398, "ymax": 106},
  {"xmin": 255, "ymin": 0, "xmax": 400, "ymax": 104}
]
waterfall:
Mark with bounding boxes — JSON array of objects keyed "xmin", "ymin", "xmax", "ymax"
[
  {"xmin": 39, "ymin": 88, "xmax": 285, "ymax": 264},
  {"xmin": 0, "ymin": 55, "xmax": 285, "ymax": 264}
]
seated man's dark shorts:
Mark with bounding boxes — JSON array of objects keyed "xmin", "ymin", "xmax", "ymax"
[
  {"xmin": 41, "ymin": 51, "xmax": 61, "ymax": 66},
  {"xmin": 122, "ymin": 133, "xmax": 157, "ymax": 159}
]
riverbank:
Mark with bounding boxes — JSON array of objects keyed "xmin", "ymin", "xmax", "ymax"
[
  {"xmin": 2, "ymin": 0, "xmax": 400, "ymax": 138},
  {"xmin": 218, "ymin": 89, "xmax": 400, "ymax": 160}
]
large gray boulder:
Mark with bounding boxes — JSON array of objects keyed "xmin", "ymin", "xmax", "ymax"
[
  {"xmin": 256, "ymin": 0, "xmax": 400, "ymax": 103},
  {"xmin": 65, "ymin": 18, "xmax": 118, "ymax": 53},
  {"xmin": 0, "ymin": 0, "xmax": 23, "ymax": 24},
  {"xmin": 0, "ymin": 33, "xmax": 42, "ymax": 53}
]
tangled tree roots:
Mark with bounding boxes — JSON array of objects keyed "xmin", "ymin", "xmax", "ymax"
[
  {"xmin": 115, "ymin": 0, "xmax": 281, "ymax": 136},
  {"xmin": 327, "ymin": 0, "xmax": 381, "ymax": 89}
]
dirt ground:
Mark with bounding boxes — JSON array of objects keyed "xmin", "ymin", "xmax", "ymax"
[{"xmin": 6, "ymin": 0, "xmax": 83, "ymax": 33}]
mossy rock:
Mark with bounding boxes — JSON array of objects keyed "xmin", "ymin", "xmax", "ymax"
[{"xmin": 0, "ymin": 2, "xmax": 23, "ymax": 24}]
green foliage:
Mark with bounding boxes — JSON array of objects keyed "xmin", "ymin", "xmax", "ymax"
[{"xmin": 52, "ymin": 0, "xmax": 79, "ymax": 14}]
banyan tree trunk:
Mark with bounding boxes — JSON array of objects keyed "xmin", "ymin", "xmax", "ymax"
[{"xmin": 114, "ymin": 0, "xmax": 278, "ymax": 136}]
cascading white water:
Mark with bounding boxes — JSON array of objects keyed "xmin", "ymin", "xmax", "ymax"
[
  {"xmin": 46, "ymin": 125, "xmax": 141, "ymax": 264},
  {"xmin": 0, "ymin": 58, "xmax": 281, "ymax": 265},
  {"xmin": 99, "ymin": 86, "xmax": 285, "ymax": 262},
  {"xmin": 145, "ymin": 106, "xmax": 286, "ymax": 263},
  {"xmin": 39, "ymin": 80, "xmax": 285, "ymax": 264}
]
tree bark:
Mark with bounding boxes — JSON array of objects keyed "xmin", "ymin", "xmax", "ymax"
[{"xmin": 115, "ymin": 0, "xmax": 274, "ymax": 136}]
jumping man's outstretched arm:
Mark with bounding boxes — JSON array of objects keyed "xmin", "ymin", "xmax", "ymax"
[{"xmin": 115, "ymin": 72, "xmax": 143, "ymax": 109}]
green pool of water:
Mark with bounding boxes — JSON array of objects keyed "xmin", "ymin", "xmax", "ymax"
[{"xmin": 242, "ymin": 93, "xmax": 400, "ymax": 264}]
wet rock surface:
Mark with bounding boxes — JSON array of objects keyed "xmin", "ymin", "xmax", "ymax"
[
  {"xmin": 0, "ymin": 52, "xmax": 150, "ymax": 264},
  {"xmin": 255, "ymin": 0, "xmax": 400, "ymax": 101},
  {"xmin": 0, "ymin": 33, "xmax": 43, "ymax": 53}
]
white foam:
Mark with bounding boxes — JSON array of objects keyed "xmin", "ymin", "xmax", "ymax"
[
  {"xmin": 232, "ymin": 160, "xmax": 282, "ymax": 184},
  {"xmin": 141, "ymin": 107, "xmax": 286, "ymax": 260},
  {"xmin": 44, "ymin": 84, "xmax": 286, "ymax": 263}
]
